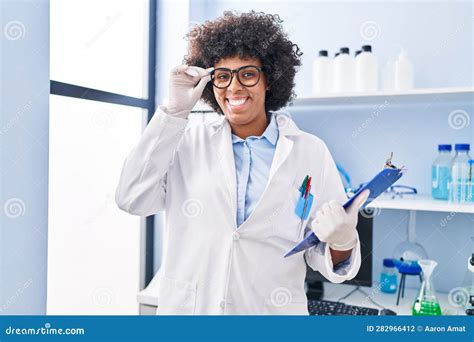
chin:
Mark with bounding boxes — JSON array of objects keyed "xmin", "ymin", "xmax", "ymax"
[{"xmin": 224, "ymin": 111, "xmax": 252, "ymax": 125}]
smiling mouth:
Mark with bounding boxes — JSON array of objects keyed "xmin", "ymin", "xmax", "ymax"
[{"xmin": 226, "ymin": 97, "xmax": 248, "ymax": 106}]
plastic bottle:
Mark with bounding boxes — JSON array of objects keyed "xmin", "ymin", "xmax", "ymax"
[
  {"xmin": 468, "ymin": 160, "xmax": 474, "ymax": 203},
  {"xmin": 431, "ymin": 144, "xmax": 452, "ymax": 200},
  {"xmin": 382, "ymin": 59, "xmax": 394, "ymax": 91},
  {"xmin": 380, "ymin": 258, "xmax": 398, "ymax": 293},
  {"xmin": 312, "ymin": 50, "xmax": 333, "ymax": 95},
  {"xmin": 355, "ymin": 45, "xmax": 378, "ymax": 92},
  {"xmin": 393, "ymin": 50, "xmax": 414, "ymax": 91},
  {"xmin": 449, "ymin": 144, "xmax": 472, "ymax": 203},
  {"xmin": 333, "ymin": 47, "xmax": 355, "ymax": 93}
]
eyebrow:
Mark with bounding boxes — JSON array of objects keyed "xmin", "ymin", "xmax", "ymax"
[{"xmin": 213, "ymin": 65, "xmax": 262, "ymax": 69}]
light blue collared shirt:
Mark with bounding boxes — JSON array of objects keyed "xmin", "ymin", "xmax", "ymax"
[{"xmin": 232, "ymin": 113, "xmax": 278, "ymax": 228}]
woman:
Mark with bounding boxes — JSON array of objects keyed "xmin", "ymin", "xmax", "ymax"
[{"xmin": 115, "ymin": 11, "xmax": 368, "ymax": 315}]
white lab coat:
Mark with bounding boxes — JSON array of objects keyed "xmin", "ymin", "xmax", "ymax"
[{"xmin": 115, "ymin": 107, "xmax": 361, "ymax": 315}]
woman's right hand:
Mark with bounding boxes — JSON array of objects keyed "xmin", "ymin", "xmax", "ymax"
[{"xmin": 164, "ymin": 65, "xmax": 213, "ymax": 118}]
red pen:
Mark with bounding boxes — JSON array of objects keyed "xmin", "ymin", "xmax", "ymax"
[{"xmin": 304, "ymin": 177, "xmax": 312, "ymax": 198}]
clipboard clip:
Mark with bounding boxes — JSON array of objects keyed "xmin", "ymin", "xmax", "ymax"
[{"xmin": 384, "ymin": 152, "xmax": 405, "ymax": 171}]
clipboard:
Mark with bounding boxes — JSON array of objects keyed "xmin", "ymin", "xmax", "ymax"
[{"xmin": 284, "ymin": 167, "xmax": 404, "ymax": 258}]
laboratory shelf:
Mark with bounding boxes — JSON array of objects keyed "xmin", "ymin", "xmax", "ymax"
[
  {"xmin": 291, "ymin": 86, "xmax": 474, "ymax": 106},
  {"xmin": 191, "ymin": 87, "xmax": 474, "ymax": 112},
  {"xmin": 366, "ymin": 194, "xmax": 474, "ymax": 214}
]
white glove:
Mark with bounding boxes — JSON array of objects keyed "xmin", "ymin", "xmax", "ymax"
[
  {"xmin": 310, "ymin": 189, "xmax": 370, "ymax": 251},
  {"xmin": 164, "ymin": 65, "xmax": 213, "ymax": 119}
]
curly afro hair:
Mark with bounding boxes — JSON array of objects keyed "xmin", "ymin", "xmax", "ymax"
[{"xmin": 184, "ymin": 10, "xmax": 303, "ymax": 115}]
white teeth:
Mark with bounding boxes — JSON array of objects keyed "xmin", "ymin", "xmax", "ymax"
[{"xmin": 228, "ymin": 98, "xmax": 247, "ymax": 106}]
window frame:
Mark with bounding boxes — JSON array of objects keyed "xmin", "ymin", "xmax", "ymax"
[{"xmin": 49, "ymin": 0, "xmax": 157, "ymax": 289}]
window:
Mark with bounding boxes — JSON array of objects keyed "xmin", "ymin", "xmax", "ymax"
[{"xmin": 48, "ymin": 0, "xmax": 155, "ymax": 314}]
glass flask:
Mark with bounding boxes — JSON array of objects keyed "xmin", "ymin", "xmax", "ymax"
[{"xmin": 412, "ymin": 259, "xmax": 442, "ymax": 315}]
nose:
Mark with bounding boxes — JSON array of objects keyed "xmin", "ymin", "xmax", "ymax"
[{"xmin": 226, "ymin": 72, "xmax": 244, "ymax": 93}]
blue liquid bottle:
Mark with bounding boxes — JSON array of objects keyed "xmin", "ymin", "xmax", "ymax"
[
  {"xmin": 380, "ymin": 258, "xmax": 398, "ymax": 293},
  {"xmin": 431, "ymin": 144, "xmax": 452, "ymax": 200},
  {"xmin": 468, "ymin": 160, "xmax": 474, "ymax": 203},
  {"xmin": 450, "ymin": 144, "xmax": 472, "ymax": 203}
]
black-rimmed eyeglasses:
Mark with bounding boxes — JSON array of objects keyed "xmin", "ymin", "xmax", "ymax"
[{"xmin": 210, "ymin": 65, "xmax": 264, "ymax": 89}]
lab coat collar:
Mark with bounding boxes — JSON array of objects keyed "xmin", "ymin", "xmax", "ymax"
[{"xmin": 209, "ymin": 110, "xmax": 301, "ymax": 138}]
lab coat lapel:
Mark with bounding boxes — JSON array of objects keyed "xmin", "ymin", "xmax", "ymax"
[
  {"xmin": 268, "ymin": 112, "xmax": 301, "ymax": 187},
  {"xmin": 211, "ymin": 117, "xmax": 237, "ymax": 229},
  {"xmin": 268, "ymin": 135, "xmax": 293, "ymax": 180}
]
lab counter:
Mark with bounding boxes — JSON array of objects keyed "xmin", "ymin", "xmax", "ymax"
[{"xmin": 136, "ymin": 278, "xmax": 467, "ymax": 315}]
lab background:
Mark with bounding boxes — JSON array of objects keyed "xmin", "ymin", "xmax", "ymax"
[{"xmin": 1, "ymin": 0, "xmax": 473, "ymax": 315}]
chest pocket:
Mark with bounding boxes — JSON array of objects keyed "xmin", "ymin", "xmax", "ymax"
[{"xmin": 267, "ymin": 187, "xmax": 307, "ymax": 244}]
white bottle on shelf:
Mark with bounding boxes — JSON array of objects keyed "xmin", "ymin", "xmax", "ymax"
[
  {"xmin": 333, "ymin": 47, "xmax": 355, "ymax": 93},
  {"xmin": 355, "ymin": 45, "xmax": 378, "ymax": 92},
  {"xmin": 312, "ymin": 50, "xmax": 332, "ymax": 95},
  {"xmin": 393, "ymin": 50, "xmax": 414, "ymax": 91},
  {"xmin": 382, "ymin": 59, "xmax": 395, "ymax": 91}
]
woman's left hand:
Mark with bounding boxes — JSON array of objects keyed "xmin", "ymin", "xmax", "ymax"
[{"xmin": 310, "ymin": 189, "xmax": 370, "ymax": 251}]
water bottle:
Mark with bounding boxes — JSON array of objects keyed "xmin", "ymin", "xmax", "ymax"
[
  {"xmin": 431, "ymin": 144, "xmax": 452, "ymax": 200},
  {"xmin": 380, "ymin": 258, "xmax": 398, "ymax": 293},
  {"xmin": 468, "ymin": 160, "xmax": 474, "ymax": 203},
  {"xmin": 450, "ymin": 144, "xmax": 472, "ymax": 203}
]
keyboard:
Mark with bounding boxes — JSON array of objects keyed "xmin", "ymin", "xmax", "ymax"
[{"xmin": 308, "ymin": 299, "xmax": 379, "ymax": 316}]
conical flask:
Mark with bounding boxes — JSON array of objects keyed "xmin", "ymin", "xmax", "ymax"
[{"xmin": 412, "ymin": 259, "xmax": 442, "ymax": 315}]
